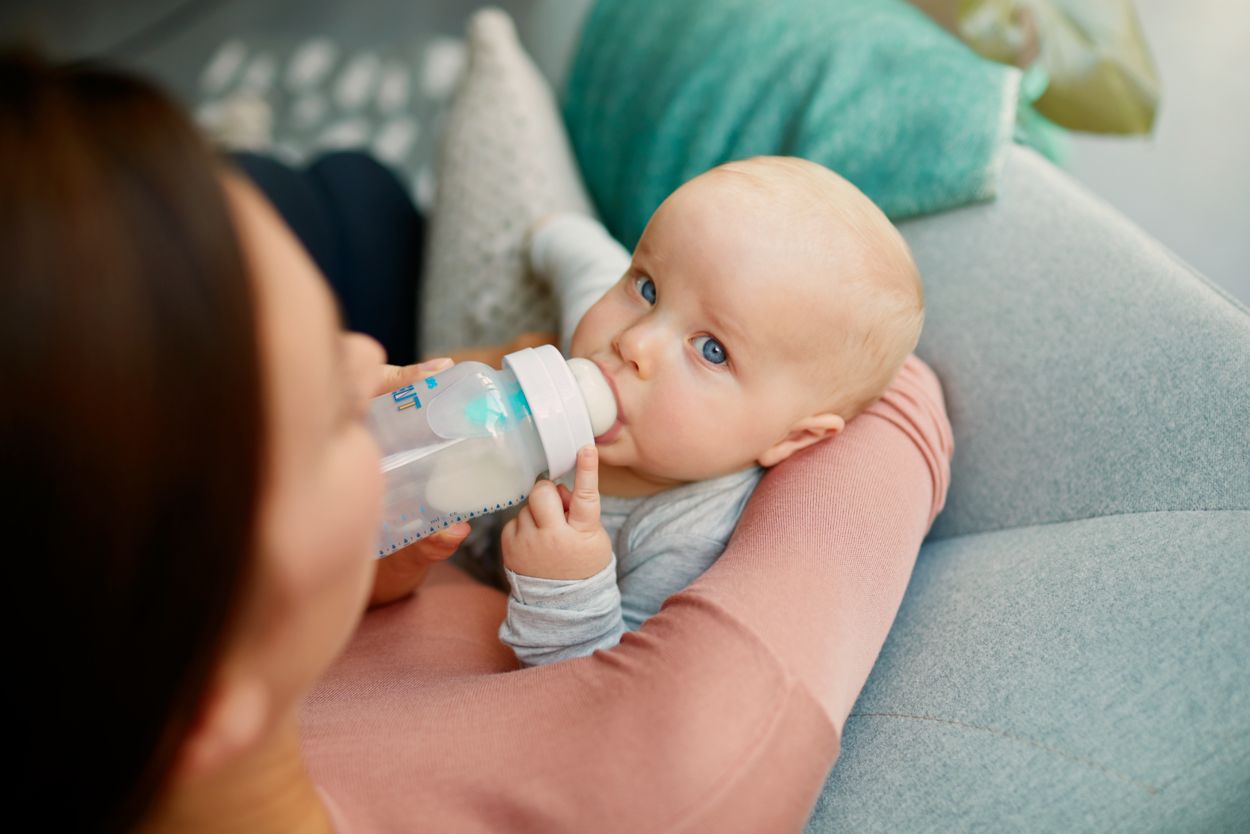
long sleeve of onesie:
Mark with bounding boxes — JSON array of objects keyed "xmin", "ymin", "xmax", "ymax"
[
  {"xmin": 498, "ymin": 556, "xmax": 627, "ymax": 666},
  {"xmin": 527, "ymin": 212, "xmax": 631, "ymax": 356}
]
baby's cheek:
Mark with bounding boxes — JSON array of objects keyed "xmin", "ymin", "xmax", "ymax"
[
  {"xmin": 638, "ymin": 394, "xmax": 705, "ymax": 471},
  {"xmin": 569, "ymin": 319, "xmax": 589, "ymax": 356},
  {"xmin": 570, "ymin": 301, "xmax": 614, "ymax": 355}
]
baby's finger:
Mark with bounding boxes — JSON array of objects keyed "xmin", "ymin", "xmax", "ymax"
[
  {"xmin": 566, "ymin": 446, "xmax": 601, "ymax": 532},
  {"xmin": 526, "ymin": 480, "xmax": 565, "ymax": 528},
  {"xmin": 556, "ymin": 483, "xmax": 573, "ymax": 514}
]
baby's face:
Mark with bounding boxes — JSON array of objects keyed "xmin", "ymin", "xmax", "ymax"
[{"xmin": 571, "ymin": 174, "xmax": 843, "ymax": 485}]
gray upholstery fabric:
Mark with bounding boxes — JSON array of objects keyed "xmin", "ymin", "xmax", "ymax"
[
  {"xmin": 906, "ymin": 146, "xmax": 1249, "ymax": 541},
  {"xmin": 802, "ymin": 146, "xmax": 1250, "ymax": 831},
  {"xmin": 809, "ymin": 511, "xmax": 1250, "ymax": 832}
]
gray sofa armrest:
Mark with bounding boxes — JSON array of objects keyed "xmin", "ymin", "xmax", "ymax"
[
  {"xmin": 809, "ymin": 145, "xmax": 1249, "ymax": 832},
  {"xmin": 905, "ymin": 144, "xmax": 1249, "ymax": 541}
]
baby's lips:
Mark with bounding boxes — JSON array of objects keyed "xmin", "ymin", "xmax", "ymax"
[{"xmin": 593, "ymin": 417, "xmax": 623, "ymax": 444}]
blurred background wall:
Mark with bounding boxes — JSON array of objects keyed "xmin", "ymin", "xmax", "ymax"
[
  {"xmin": 2, "ymin": 0, "xmax": 1246, "ymax": 305},
  {"xmin": 1064, "ymin": 0, "xmax": 1249, "ymax": 307}
]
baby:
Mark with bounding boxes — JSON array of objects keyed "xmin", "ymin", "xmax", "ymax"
[{"xmin": 498, "ymin": 156, "xmax": 923, "ymax": 666}]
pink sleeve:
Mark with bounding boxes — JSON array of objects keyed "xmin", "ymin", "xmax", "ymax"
[{"xmin": 302, "ymin": 355, "xmax": 953, "ymax": 834}]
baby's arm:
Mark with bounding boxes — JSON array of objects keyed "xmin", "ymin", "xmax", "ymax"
[
  {"xmin": 498, "ymin": 218, "xmax": 630, "ymax": 665},
  {"xmin": 499, "ymin": 446, "xmax": 625, "ymax": 666},
  {"xmin": 528, "ymin": 214, "xmax": 631, "ymax": 355}
]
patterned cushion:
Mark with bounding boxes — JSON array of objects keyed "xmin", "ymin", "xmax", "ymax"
[{"xmin": 418, "ymin": 8, "xmax": 596, "ymax": 355}]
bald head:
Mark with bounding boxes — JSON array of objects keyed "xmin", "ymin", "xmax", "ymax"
[{"xmin": 693, "ymin": 156, "xmax": 924, "ymax": 419}]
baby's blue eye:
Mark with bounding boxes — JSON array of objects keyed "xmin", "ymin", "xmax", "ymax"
[
  {"xmin": 634, "ymin": 275, "xmax": 656, "ymax": 305},
  {"xmin": 694, "ymin": 335, "xmax": 727, "ymax": 365}
]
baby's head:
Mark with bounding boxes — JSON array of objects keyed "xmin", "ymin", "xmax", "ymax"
[{"xmin": 571, "ymin": 156, "xmax": 923, "ymax": 487}]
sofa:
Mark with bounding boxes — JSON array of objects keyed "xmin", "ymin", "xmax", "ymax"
[
  {"xmin": 519, "ymin": 3, "xmax": 1250, "ymax": 830},
  {"xmin": 809, "ymin": 142, "xmax": 1250, "ymax": 831}
]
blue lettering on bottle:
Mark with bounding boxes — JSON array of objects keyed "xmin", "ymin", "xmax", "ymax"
[{"xmin": 392, "ymin": 384, "xmax": 422, "ymax": 411}]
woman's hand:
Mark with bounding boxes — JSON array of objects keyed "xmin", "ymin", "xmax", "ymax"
[
  {"xmin": 369, "ymin": 522, "xmax": 471, "ymax": 608},
  {"xmin": 373, "ymin": 355, "xmax": 453, "ymax": 403},
  {"xmin": 367, "ymin": 356, "xmax": 471, "ymax": 609}
]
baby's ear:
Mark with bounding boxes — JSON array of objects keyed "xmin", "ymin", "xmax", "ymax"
[{"xmin": 757, "ymin": 412, "xmax": 846, "ymax": 468}]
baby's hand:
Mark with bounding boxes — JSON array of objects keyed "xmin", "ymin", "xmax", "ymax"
[{"xmin": 502, "ymin": 446, "xmax": 612, "ymax": 580}]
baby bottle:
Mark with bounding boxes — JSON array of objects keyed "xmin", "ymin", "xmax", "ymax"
[{"xmin": 367, "ymin": 345, "xmax": 617, "ymax": 558}]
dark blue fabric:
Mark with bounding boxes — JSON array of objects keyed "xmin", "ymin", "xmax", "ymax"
[{"xmin": 234, "ymin": 151, "xmax": 423, "ymax": 365}]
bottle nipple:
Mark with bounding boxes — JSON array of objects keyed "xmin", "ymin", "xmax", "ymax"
[{"xmin": 567, "ymin": 358, "xmax": 617, "ymax": 436}]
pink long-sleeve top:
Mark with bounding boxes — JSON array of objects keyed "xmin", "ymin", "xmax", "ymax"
[{"xmin": 301, "ymin": 353, "xmax": 953, "ymax": 833}]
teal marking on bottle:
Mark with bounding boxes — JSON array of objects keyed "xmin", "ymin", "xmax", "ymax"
[
  {"xmin": 463, "ymin": 393, "xmax": 507, "ymax": 431},
  {"xmin": 508, "ymin": 386, "xmax": 531, "ymax": 417},
  {"xmin": 426, "ymin": 377, "xmax": 439, "ymax": 389}
]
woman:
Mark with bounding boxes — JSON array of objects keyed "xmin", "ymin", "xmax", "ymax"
[{"xmin": 6, "ymin": 52, "xmax": 952, "ymax": 833}]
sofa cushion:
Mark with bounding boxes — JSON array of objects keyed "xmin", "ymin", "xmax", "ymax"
[
  {"xmin": 903, "ymin": 146, "xmax": 1250, "ymax": 540},
  {"xmin": 809, "ymin": 143, "xmax": 1250, "ymax": 830},
  {"xmin": 419, "ymin": 9, "xmax": 596, "ymax": 355},
  {"xmin": 563, "ymin": 0, "xmax": 1022, "ymax": 249},
  {"xmin": 807, "ymin": 510, "xmax": 1250, "ymax": 831}
]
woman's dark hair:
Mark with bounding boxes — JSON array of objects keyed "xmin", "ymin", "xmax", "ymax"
[{"xmin": 2, "ymin": 49, "xmax": 265, "ymax": 832}]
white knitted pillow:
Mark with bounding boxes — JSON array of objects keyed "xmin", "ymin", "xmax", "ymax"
[{"xmin": 419, "ymin": 8, "xmax": 596, "ymax": 356}]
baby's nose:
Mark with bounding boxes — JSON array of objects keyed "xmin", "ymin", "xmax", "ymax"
[{"xmin": 614, "ymin": 327, "xmax": 658, "ymax": 379}]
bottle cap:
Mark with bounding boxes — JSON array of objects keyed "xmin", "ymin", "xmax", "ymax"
[{"xmin": 504, "ymin": 345, "xmax": 614, "ymax": 479}]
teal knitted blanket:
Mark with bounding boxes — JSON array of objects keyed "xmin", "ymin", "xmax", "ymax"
[{"xmin": 564, "ymin": 0, "xmax": 1026, "ymax": 249}]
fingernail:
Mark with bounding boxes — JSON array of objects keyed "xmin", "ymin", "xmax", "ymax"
[{"xmin": 418, "ymin": 357, "xmax": 453, "ymax": 372}]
